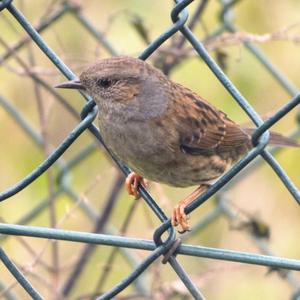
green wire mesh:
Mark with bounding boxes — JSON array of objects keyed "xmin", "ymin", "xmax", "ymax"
[{"xmin": 0, "ymin": 0, "xmax": 299, "ymax": 299}]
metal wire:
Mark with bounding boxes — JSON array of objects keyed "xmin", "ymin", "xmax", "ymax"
[{"xmin": 0, "ymin": 0, "xmax": 299, "ymax": 299}]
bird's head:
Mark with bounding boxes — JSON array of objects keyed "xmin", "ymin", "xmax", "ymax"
[
  {"xmin": 56, "ymin": 56, "xmax": 158, "ymax": 103},
  {"xmin": 55, "ymin": 56, "xmax": 170, "ymax": 119}
]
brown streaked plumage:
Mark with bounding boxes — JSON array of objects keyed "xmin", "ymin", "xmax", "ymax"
[{"xmin": 56, "ymin": 56, "xmax": 299, "ymax": 233}]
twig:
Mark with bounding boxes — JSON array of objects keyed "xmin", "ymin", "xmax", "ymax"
[
  {"xmin": 61, "ymin": 171, "xmax": 124, "ymax": 297},
  {"xmin": 154, "ymin": 22, "xmax": 300, "ymax": 73},
  {"xmin": 27, "ymin": 41, "xmax": 60, "ymax": 294},
  {"xmin": 93, "ymin": 199, "xmax": 140, "ymax": 294}
]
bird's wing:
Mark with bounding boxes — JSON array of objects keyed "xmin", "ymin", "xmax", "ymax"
[{"xmin": 168, "ymin": 83, "xmax": 251, "ymax": 156}]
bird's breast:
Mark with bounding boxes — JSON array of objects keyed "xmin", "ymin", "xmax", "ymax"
[{"xmin": 98, "ymin": 113, "xmax": 173, "ymax": 172}]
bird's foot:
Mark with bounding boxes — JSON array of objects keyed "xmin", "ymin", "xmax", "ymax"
[
  {"xmin": 172, "ymin": 200, "xmax": 191, "ymax": 234},
  {"xmin": 125, "ymin": 172, "xmax": 147, "ymax": 199},
  {"xmin": 171, "ymin": 184, "xmax": 209, "ymax": 234}
]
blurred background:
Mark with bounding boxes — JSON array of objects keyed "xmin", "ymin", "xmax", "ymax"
[{"xmin": 0, "ymin": 0, "xmax": 300, "ymax": 299}]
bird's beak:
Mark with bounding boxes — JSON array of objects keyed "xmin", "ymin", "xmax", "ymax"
[{"xmin": 55, "ymin": 79, "xmax": 85, "ymax": 90}]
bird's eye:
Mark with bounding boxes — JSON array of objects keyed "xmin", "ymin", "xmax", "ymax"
[{"xmin": 97, "ymin": 79, "xmax": 114, "ymax": 88}]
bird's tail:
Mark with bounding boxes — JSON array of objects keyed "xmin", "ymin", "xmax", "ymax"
[{"xmin": 243, "ymin": 128, "xmax": 299, "ymax": 148}]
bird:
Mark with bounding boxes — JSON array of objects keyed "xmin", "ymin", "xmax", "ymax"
[{"xmin": 55, "ymin": 56, "xmax": 299, "ymax": 233}]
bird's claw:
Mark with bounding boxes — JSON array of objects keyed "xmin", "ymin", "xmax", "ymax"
[
  {"xmin": 172, "ymin": 204, "xmax": 191, "ymax": 234},
  {"xmin": 125, "ymin": 172, "xmax": 147, "ymax": 199}
]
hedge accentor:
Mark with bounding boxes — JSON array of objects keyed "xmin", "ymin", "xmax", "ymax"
[{"xmin": 56, "ymin": 56, "xmax": 298, "ymax": 233}]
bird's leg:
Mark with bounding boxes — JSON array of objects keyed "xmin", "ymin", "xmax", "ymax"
[
  {"xmin": 125, "ymin": 171, "xmax": 147, "ymax": 199},
  {"xmin": 172, "ymin": 184, "xmax": 209, "ymax": 233}
]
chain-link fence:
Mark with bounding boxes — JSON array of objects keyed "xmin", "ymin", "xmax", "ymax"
[{"xmin": 0, "ymin": 0, "xmax": 300, "ymax": 299}]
